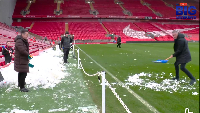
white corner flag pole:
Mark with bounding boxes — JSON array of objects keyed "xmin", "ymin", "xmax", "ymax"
[{"xmin": 101, "ymin": 71, "xmax": 106, "ymax": 113}]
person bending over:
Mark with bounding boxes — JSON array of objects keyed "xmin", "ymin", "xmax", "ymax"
[{"xmin": 166, "ymin": 30, "xmax": 196, "ymax": 85}]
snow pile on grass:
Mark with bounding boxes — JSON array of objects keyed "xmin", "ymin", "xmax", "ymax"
[
  {"xmin": 124, "ymin": 72, "xmax": 199, "ymax": 94},
  {"xmin": 10, "ymin": 109, "xmax": 39, "ymax": 113},
  {"xmin": 0, "ymin": 49, "xmax": 69, "ymax": 90}
]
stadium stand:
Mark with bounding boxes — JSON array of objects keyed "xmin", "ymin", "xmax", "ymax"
[
  {"xmin": 29, "ymin": 22, "xmax": 65, "ymax": 41},
  {"xmin": 68, "ymin": 22, "xmax": 109, "ymax": 40},
  {"xmin": 154, "ymin": 23, "xmax": 199, "ymax": 41},
  {"xmin": 10, "ymin": 21, "xmax": 199, "ymax": 42},
  {"xmin": 12, "ymin": 0, "xmax": 199, "ymax": 20},
  {"xmin": 142, "ymin": 0, "xmax": 176, "ymax": 18},
  {"xmin": 12, "ymin": 22, "xmax": 32, "ymax": 28},
  {"xmin": 0, "ymin": 22, "xmax": 51, "ymax": 66},
  {"xmin": 122, "ymin": 0, "xmax": 157, "ymax": 17},
  {"xmin": 13, "ymin": 0, "xmax": 27, "ymax": 16},
  {"xmin": 133, "ymin": 22, "xmax": 174, "ymax": 41},
  {"xmin": 61, "ymin": 0, "xmax": 91, "ymax": 15},
  {"xmin": 29, "ymin": 0, "xmax": 56, "ymax": 15},
  {"xmin": 103, "ymin": 22, "xmax": 155, "ymax": 42},
  {"xmin": 92, "ymin": 0, "xmax": 124, "ymax": 16}
]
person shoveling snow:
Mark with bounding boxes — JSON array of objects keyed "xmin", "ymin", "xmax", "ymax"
[{"xmin": 165, "ymin": 30, "xmax": 196, "ymax": 85}]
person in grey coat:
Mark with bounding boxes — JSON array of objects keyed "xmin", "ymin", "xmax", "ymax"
[
  {"xmin": 61, "ymin": 31, "xmax": 71, "ymax": 63},
  {"xmin": 166, "ymin": 30, "xmax": 196, "ymax": 85}
]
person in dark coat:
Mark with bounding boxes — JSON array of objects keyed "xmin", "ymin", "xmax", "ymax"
[
  {"xmin": 117, "ymin": 36, "xmax": 121, "ymax": 48},
  {"xmin": 2, "ymin": 41, "xmax": 14, "ymax": 64},
  {"xmin": 0, "ymin": 71, "xmax": 4, "ymax": 82},
  {"xmin": 166, "ymin": 30, "xmax": 196, "ymax": 85},
  {"xmin": 14, "ymin": 29, "xmax": 30, "ymax": 92},
  {"xmin": 61, "ymin": 31, "xmax": 71, "ymax": 63}
]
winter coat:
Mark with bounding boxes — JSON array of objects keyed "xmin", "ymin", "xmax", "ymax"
[
  {"xmin": 0, "ymin": 71, "xmax": 4, "ymax": 82},
  {"xmin": 14, "ymin": 35, "xmax": 29, "ymax": 72},
  {"xmin": 173, "ymin": 33, "xmax": 191, "ymax": 64},
  {"xmin": 117, "ymin": 37, "xmax": 121, "ymax": 43},
  {"xmin": 61, "ymin": 36, "xmax": 71, "ymax": 49},
  {"xmin": 2, "ymin": 46, "xmax": 14, "ymax": 63}
]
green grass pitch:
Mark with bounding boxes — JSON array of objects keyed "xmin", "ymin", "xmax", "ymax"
[
  {"xmin": 0, "ymin": 42, "xmax": 198, "ymax": 113},
  {"xmin": 78, "ymin": 42, "xmax": 199, "ymax": 113}
]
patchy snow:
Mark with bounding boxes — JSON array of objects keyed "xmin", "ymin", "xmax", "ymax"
[
  {"xmin": 192, "ymin": 92, "xmax": 198, "ymax": 95},
  {"xmin": 124, "ymin": 72, "xmax": 199, "ymax": 95},
  {"xmin": 0, "ymin": 49, "xmax": 69, "ymax": 90},
  {"xmin": 48, "ymin": 108, "xmax": 68, "ymax": 112},
  {"xmin": 10, "ymin": 109, "xmax": 39, "ymax": 113},
  {"xmin": 77, "ymin": 106, "xmax": 99, "ymax": 113}
]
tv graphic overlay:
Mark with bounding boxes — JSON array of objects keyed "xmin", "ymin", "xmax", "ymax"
[{"xmin": 176, "ymin": 3, "xmax": 197, "ymax": 19}]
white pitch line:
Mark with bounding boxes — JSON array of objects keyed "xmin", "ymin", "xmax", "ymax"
[{"xmin": 76, "ymin": 46, "xmax": 160, "ymax": 113}]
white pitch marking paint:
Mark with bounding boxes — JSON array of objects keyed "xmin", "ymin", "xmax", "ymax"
[{"xmin": 76, "ymin": 46, "xmax": 160, "ymax": 113}]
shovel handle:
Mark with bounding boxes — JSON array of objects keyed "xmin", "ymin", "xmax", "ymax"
[{"xmin": 165, "ymin": 57, "xmax": 170, "ymax": 60}]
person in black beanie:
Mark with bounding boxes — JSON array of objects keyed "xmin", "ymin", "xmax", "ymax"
[{"xmin": 61, "ymin": 31, "xmax": 71, "ymax": 63}]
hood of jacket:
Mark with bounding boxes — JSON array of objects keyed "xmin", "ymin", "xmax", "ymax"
[
  {"xmin": 14, "ymin": 35, "xmax": 28, "ymax": 43},
  {"xmin": 14, "ymin": 35, "xmax": 22, "ymax": 42},
  {"xmin": 177, "ymin": 33, "xmax": 185, "ymax": 39}
]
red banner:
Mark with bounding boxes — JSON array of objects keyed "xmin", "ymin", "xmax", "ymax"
[{"xmin": 180, "ymin": 3, "xmax": 187, "ymax": 6}]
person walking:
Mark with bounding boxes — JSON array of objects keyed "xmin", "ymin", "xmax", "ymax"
[
  {"xmin": 117, "ymin": 36, "xmax": 121, "ymax": 48},
  {"xmin": 61, "ymin": 31, "xmax": 71, "ymax": 63}
]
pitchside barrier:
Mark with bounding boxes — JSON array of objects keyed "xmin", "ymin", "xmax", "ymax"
[{"xmin": 72, "ymin": 41, "xmax": 131, "ymax": 113}]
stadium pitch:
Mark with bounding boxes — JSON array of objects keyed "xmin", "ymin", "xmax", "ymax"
[
  {"xmin": 0, "ymin": 42, "xmax": 199, "ymax": 113},
  {"xmin": 77, "ymin": 42, "xmax": 199, "ymax": 113}
]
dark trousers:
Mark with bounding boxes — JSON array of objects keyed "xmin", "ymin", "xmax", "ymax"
[
  {"xmin": 5, "ymin": 57, "xmax": 12, "ymax": 64},
  {"xmin": 63, "ymin": 48, "xmax": 70, "ymax": 63},
  {"xmin": 0, "ymin": 71, "xmax": 4, "ymax": 82},
  {"xmin": 174, "ymin": 62, "xmax": 195, "ymax": 80},
  {"xmin": 58, "ymin": 43, "xmax": 61, "ymax": 50},
  {"xmin": 18, "ymin": 72, "xmax": 27, "ymax": 89},
  {"xmin": 117, "ymin": 42, "xmax": 121, "ymax": 48}
]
